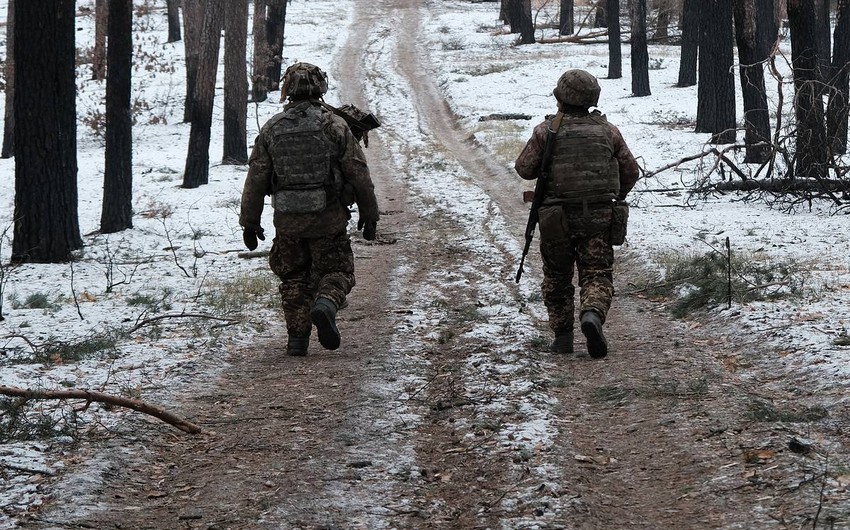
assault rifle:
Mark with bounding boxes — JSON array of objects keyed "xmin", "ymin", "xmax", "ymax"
[
  {"xmin": 515, "ymin": 112, "xmax": 564, "ymax": 283},
  {"xmin": 321, "ymin": 102, "xmax": 381, "ymax": 147}
]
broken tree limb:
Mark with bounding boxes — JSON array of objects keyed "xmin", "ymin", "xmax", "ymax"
[
  {"xmin": 538, "ymin": 29, "xmax": 609, "ymax": 44},
  {"xmin": 0, "ymin": 385, "xmax": 203, "ymax": 434}
]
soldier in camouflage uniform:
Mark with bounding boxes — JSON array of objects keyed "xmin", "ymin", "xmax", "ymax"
[
  {"xmin": 515, "ymin": 69, "xmax": 640, "ymax": 358},
  {"xmin": 240, "ymin": 62, "xmax": 380, "ymax": 356}
]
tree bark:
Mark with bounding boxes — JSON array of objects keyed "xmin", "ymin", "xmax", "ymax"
[
  {"xmin": 12, "ymin": 0, "xmax": 82, "ymax": 263},
  {"xmin": 696, "ymin": 0, "xmax": 737, "ymax": 144},
  {"xmin": 101, "ymin": 0, "xmax": 134, "ymax": 233},
  {"xmin": 787, "ymin": 0, "xmax": 829, "ymax": 178},
  {"xmin": 559, "ymin": 0, "xmax": 574, "ymax": 35},
  {"xmin": 166, "ymin": 0, "xmax": 182, "ymax": 43},
  {"xmin": 251, "ymin": 0, "xmax": 268, "ymax": 102},
  {"xmin": 732, "ymin": 0, "xmax": 776, "ymax": 163},
  {"xmin": 815, "ymin": 0, "xmax": 832, "ymax": 79},
  {"xmin": 827, "ymin": 0, "xmax": 850, "ymax": 154},
  {"xmin": 631, "ymin": 0, "xmax": 651, "ymax": 96},
  {"xmin": 2, "ymin": 0, "xmax": 15, "ymax": 159},
  {"xmin": 606, "ymin": 0, "xmax": 622, "ymax": 79},
  {"xmin": 654, "ymin": 5, "xmax": 670, "ymax": 41},
  {"xmin": 182, "ymin": 0, "xmax": 224, "ymax": 188},
  {"xmin": 265, "ymin": 0, "xmax": 287, "ymax": 91},
  {"xmin": 594, "ymin": 5, "xmax": 607, "ymax": 27},
  {"xmin": 182, "ymin": 0, "xmax": 203, "ymax": 123},
  {"xmin": 223, "ymin": 0, "xmax": 249, "ymax": 164},
  {"xmin": 677, "ymin": 0, "xmax": 700, "ymax": 87},
  {"xmin": 92, "ymin": 0, "xmax": 109, "ymax": 81},
  {"xmin": 518, "ymin": 0, "xmax": 535, "ymax": 43}
]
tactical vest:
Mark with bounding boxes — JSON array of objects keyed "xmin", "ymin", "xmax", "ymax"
[
  {"xmin": 547, "ymin": 113, "xmax": 620, "ymax": 203},
  {"xmin": 267, "ymin": 104, "xmax": 337, "ymax": 214}
]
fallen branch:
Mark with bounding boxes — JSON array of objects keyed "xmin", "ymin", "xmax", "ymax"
[
  {"xmin": 538, "ymin": 30, "xmax": 609, "ymax": 44},
  {"xmin": 0, "ymin": 385, "xmax": 203, "ymax": 434}
]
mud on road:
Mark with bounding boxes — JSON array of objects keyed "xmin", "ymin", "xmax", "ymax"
[{"xmin": 25, "ymin": 0, "xmax": 850, "ymax": 528}]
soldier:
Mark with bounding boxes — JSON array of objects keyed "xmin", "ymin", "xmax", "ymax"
[
  {"xmin": 240, "ymin": 62, "xmax": 380, "ymax": 356},
  {"xmin": 515, "ymin": 69, "xmax": 640, "ymax": 358}
]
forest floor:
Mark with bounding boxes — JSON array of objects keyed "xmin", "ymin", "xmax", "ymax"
[{"xmin": 19, "ymin": 0, "xmax": 850, "ymax": 528}]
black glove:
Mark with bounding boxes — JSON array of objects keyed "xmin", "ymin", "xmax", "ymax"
[
  {"xmin": 242, "ymin": 227, "xmax": 265, "ymax": 251},
  {"xmin": 357, "ymin": 217, "xmax": 377, "ymax": 241}
]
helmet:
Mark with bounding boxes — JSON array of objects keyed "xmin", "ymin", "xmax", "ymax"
[
  {"xmin": 553, "ymin": 69, "xmax": 600, "ymax": 108},
  {"xmin": 281, "ymin": 62, "xmax": 328, "ymax": 100}
]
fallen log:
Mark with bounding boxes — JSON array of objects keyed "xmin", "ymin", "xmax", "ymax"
[{"xmin": 0, "ymin": 386, "xmax": 203, "ymax": 434}]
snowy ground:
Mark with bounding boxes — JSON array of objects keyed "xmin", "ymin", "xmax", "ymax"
[{"xmin": 1, "ymin": 0, "xmax": 849, "ymax": 526}]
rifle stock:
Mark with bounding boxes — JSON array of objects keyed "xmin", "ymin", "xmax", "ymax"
[{"xmin": 515, "ymin": 112, "xmax": 564, "ymax": 283}]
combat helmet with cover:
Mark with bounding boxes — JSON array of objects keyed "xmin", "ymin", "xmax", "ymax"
[
  {"xmin": 553, "ymin": 69, "xmax": 601, "ymax": 108},
  {"xmin": 281, "ymin": 62, "xmax": 329, "ymax": 100}
]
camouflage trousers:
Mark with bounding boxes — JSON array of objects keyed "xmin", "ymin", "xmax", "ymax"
[
  {"xmin": 269, "ymin": 231, "xmax": 355, "ymax": 336},
  {"xmin": 537, "ymin": 203, "xmax": 615, "ymax": 333}
]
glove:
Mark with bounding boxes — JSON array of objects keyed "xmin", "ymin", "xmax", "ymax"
[
  {"xmin": 357, "ymin": 217, "xmax": 377, "ymax": 241},
  {"xmin": 242, "ymin": 227, "xmax": 265, "ymax": 251}
]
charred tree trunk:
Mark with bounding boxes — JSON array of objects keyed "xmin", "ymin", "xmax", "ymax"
[
  {"xmin": 732, "ymin": 0, "xmax": 776, "ymax": 163},
  {"xmin": 166, "ymin": 0, "xmax": 182, "ymax": 43},
  {"xmin": 518, "ymin": 0, "xmax": 535, "ymax": 43},
  {"xmin": 182, "ymin": 0, "xmax": 224, "ymax": 188},
  {"xmin": 559, "ymin": 0, "xmax": 574, "ymax": 35},
  {"xmin": 696, "ymin": 0, "xmax": 737, "ymax": 144},
  {"xmin": 607, "ymin": 0, "xmax": 622, "ymax": 79},
  {"xmin": 815, "ymin": 0, "xmax": 832, "ymax": 79},
  {"xmin": 827, "ymin": 0, "xmax": 850, "ymax": 154},
  {"xmin": 677, "ymin": 0, "xmax": 700, "ymax": 87},
  {"xmin": 223, "ymin": 0, "xmax": 249, "ymax": 165},
  {"xmin": 787, "ymin": 0, "xmax": 829, "ymax": 178},
  {"xmin": 92, "ymin": 0, "xmax": 109, "ymax": 81},
  {"xmin": 101, "ymin": 0, "xmax": 134, "ymax": 233},
  {"xmin": 500, "ymin": 0, "xmax": 512, "ymax": 26},
  {"xmin": 631, "ymin": 0, "xmax": 651, "ymax": 95},
  {"xmin": 251, "ymin": 0, "xmax": 268, "ymax": 102},
  {"xmin": 654, "ymin": 5, "xmax": 671, "ymax": 41},
  {"xmin": 12, "ymin": 0, "xmax": 82, "ymax": 263},
  {"xmin": 2, "ymin": 0, "xmax": 15, "ymax": 159},
  {"xmin": 265, "ymin": 0, "xmax": 287, "ymax": 91},
  {"xmin": 183, "ymin": 0, "xmax": 203, "ymax": 123}
]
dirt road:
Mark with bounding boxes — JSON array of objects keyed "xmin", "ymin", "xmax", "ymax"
[{"xmin": 26, "ymin": 0, "xmax": 850, "ymax": 528}]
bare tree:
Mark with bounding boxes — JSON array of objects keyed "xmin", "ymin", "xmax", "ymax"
[
  {"xmin": 13, "ymin": 0, "xmax": 82, "ymax": 263},
  {"xmin": 732, "ymin": 0, "xmax": 777, "ymax": 163},
  {"xmin": 815, "ymin": 0, "xmax": 832, "ymax": 79},
  {"xmin": 265, "ymin": 0, "xmax": 287, "ymax": 91},
  {"xmin": 696, "ymin": 0, "xmax": 736, "ymax": 144},
  {"xmin": 101, "ymin": 0, "xmax": 134, "ymax": 233},
  {"xmin": 631, "ymin": 0, "xmax": 651, "ymax": 95},
  {"xmin": 677, "ymin": 0, "xmax": 700, "ymax": 87},
  {"xmin": 1, "ymin": 0, "xmax": 15, "ymax": 159},
  {"xmin": 508, "ymin": 0, "xmax": 535, "ymax": 43},
  {"xmin": 607, "ymin": 0, "xmax": 622, "ymax": 79},
  {"xmin": 166, "ymin": 0, "xmax": 182, "ymax": 43},
  {"xmin": 251, "ymin": 0, "xmax": 268, "ymax": 102},
  {"xmin": 182, "ymin": 0, "xmax": 225, "ymax": 188},
  {"xmin": 92, "ymin": 0, "xmax": 109, "ymax": 81},
  {"xmin": 787, "ymin": 0, "xmax": 829, "ymax": 178},
  {"xmin": 559, "ymin": 0, "xmax": 574, "ymax": 35},
  {"xmin": 827, "ymin": 0, "xmax": 850, "ymax": 153},
  {"xmin": 182, "ymin": 0, "xmax": 203, "ymax": 123},
  {"xmin": 654, "ymin": 2, "xmax": 672, "ymax": 41},
  {"xmin": 223, "ymin": 0, "xmax": 249, "ymax": 165}
]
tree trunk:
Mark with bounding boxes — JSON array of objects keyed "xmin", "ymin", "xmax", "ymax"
[
  {"xmin": 183, "ymin": 0, "xmax": 203, "ymax": 123},
  {"xmin": 654, "ymin": 5, "xmax": 670, "ymax": 41},
  {"xmin": 265, "ymin": 0, "xmax": 287, "ymax": 91},
  {"xmin": 559, "ymin": 0, "xmax": 574, "ymax": 35},
  {"xmin": 12, "ymin": 0, "xmax": 82, "ymax": 263},
  {"xmin": 732, "ymin": 0, "xmax": 775, "ymax": 163},
  {"xmin": 166, "ymin": 0, "xmax": 182, "ymax": 43},
  {"xmin": 631, "ymin": 0, "xmax": 651, "ymax": 95},
  {"xmin": 696, "ymin": 0, "xmax": 737, "ymax": 144},
  {"xmin": 677, "ymin": 0, "xmax": 700, "ymax": 87},
  {"xmin": 594, "ymin": 5, "xmax": 607, "ymax": 27},
  {"xmin": 607, "ymin": 0, "xmax": 622, "ymax": 79},
  {"xmin": 251, "ymin": 0, "xmax": 268, "ymax": 102},
  {"xmin": 92, "ymin": 0, "xmax": 109, "ymax": 81},
  {"xmin": 2, "ymin": 0, "xmax": 15, "ymax": 159},
  {"xmin": 518, "ymin": 0, "xmax": 535, "ymax": 43},
  {"xmin": 101, "ymin": 0, "xmax": 134, "ymax": 233},
  {"xmin": 827, "ymin": 0, "xmax": 850, "ymax": 154},
  {"xmin": 787, "ymin": 0, "xmax": 829, "ymax": 178},
  {"xmin": 500, "ymin": 0, "xmax": 511, "ymax": 26},
  {"xmin": 223, "ymin": 0, "xmax": 249, "ymax": 165},
  {"xmin": 182, "ymin": 0, "xmax": 224, "ymax": 188},
  {"xmin": 815, "ymin": 0, "xmax": 832, "ymax": 80}
]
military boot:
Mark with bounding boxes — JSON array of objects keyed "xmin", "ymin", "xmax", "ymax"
[
  {"xmin": 310, "ymin": 297, "xmax": 341, "ymax": 350},
  {"xmin": 286, "ymin": 334, "xmax": 309, "ymax": 356},
  {"xmin": 580, "ymin": 311, "xmax": 608, "ymax": 359},
  {"xmin": 550, "ymin": 331, "xmax": 574, "ymax": 354}
]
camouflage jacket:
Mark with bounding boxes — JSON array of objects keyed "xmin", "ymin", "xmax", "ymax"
[
  {"xmin": 514, "ymin": 110, "xmax": 640, "ymax": 200},
  {"xmin": 240, "ymin": 99, "xmax": 380, "ymax": 238}
]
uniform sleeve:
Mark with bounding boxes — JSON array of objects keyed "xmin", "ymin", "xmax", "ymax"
[
  {"xmin": 330, "ymin": 116, "xmax": 380, "ymax": 222},
  {"xmin": 239, "ymin": 132, "xmax": 273, "ymax": 231},
  {"xmin": 610, "ymin": 124, "xmax": 640, "ymax": 199},
  {"xmin": 514, "ymin": 122, "xmax": 549, "ymax": 180}
]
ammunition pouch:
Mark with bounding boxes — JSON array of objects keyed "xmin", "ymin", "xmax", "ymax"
[
  {"xmin": 610, "ymin": 200, "xmax": 629, "ymax": 245},
  {"xmin": 272, "ymin": 187, "xmax": 327, "ymax": 214}
]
